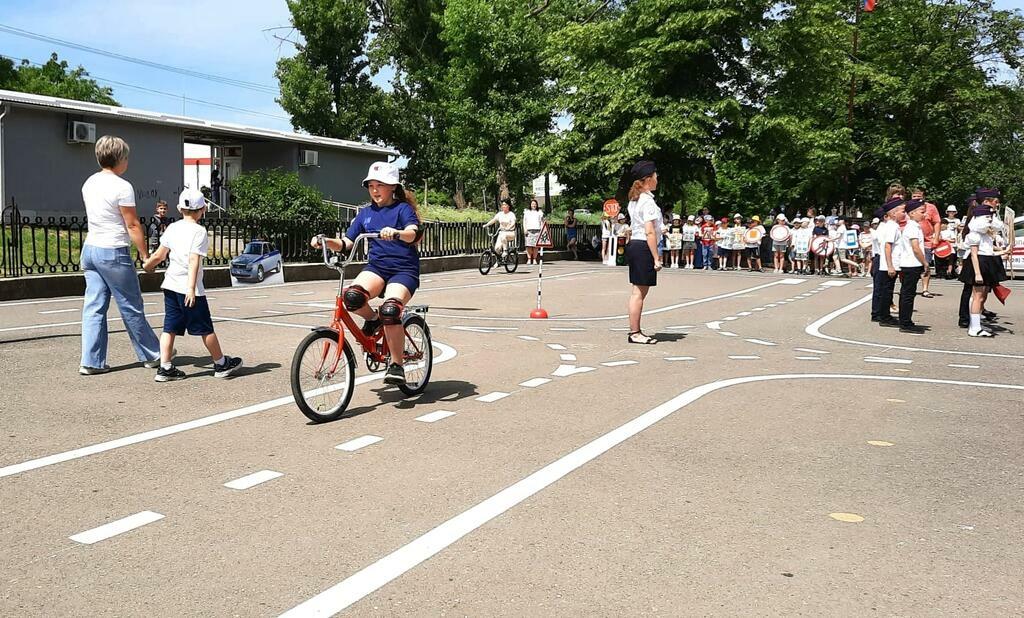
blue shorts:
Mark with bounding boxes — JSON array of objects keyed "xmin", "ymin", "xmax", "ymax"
[
  {"xmin": 364, "ymin": 264, "xmax": 420, "ymax": 295},
  {"xmin": 163, "ymin": 289, "xmax": 215, "ymax": 336}
]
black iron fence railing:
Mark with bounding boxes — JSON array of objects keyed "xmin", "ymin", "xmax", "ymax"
[{"xmin": 2, "ymin": 200, "xmax": 596, "ymax": 278}]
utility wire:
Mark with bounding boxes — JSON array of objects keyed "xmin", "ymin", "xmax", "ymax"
[{"xmin": 0, "ymin": 23, "xmax": 280, "ymax": 94}]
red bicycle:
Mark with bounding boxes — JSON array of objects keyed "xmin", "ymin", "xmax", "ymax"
[{"xmin": 290, "ymin": 233, "xmax": 433, "ymax": 422}]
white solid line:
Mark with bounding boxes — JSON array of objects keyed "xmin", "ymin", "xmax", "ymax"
[
  {"xmin": 948, "ymin": 364, "xmax": 980, "ymax": 369},
  {"xmin": 449, "ymin": 326, "xmax": 518, "ymax": 334},
  {"xmin": 0, "ymin": 313, "xmax": 167, "ymax": 334},
  {"xmin": 664, "ymin": 325, "xmax": 694, "ymax": 330},
  {"xmin": 476, "ymin": 392, "xmax": 510, "ymax": 403},
  {"xmin": 609, "ymin": 328, "xmax": 630, "ymax": 332},
  {"xmin": 414, "ymin": 411, "xmax": 456, "ymax": 424},
  {"xmin": 728, "ymin": 355, "xmax": 760, "ymax": 360},
  {"xmin": 69, "ymin": 511, "xmax": 164, "ymax": 545},
  {"xmin": 664, "ymin": 356, "xmax": 696, "ymax": 361},
  {"xmin": 550, "ymin": 327, "xmax": 586, "ymax": 332},
  {"xmin": 336, "ymin": 436, "xmax": 383, "ymax": 452},
  {"xmin": 795, "ymin": 356, "xmax": 821, "ymax": 361},
  {"xmin": 0, "ymin": 342, "xmax": 458, "ymax": 479},
  {"xmin": 224, "ymin": 470, "xmax": 283, "ymax": 490},
  {"xmin": 263, "ymin": 310, "xmax": 286, "ymax": 315},
  {"xmin": 517, "ymin": 335, "xmax": 540, "ymax": 341},
  {"xmin": 795, "ymin": 348, "xmax": 830, "ymax": 355},
  {"xmin": 220, "ymin": 306, "xmax": 240, "ymax": 311},
  {"xmin": 719, "ymin": 331, "xmax": 738, "ymax": 337},
  {"xmin": 601, "ymin": 360, "xmax": 638, "ymax": 367},
  {"xmin": 864, "ymin": 356, "xmax": 913, "ymax": 365},
  {"xmin": 744, "ymin": 339, "xmax": 777, "ymax": 346},
  {"xmin": 560, "ymin": 354, "xmax": 577, "ymax": 362},
  {"xmin": 551, "ymin": 365, "xmax": 596, "ymax": 377},
  {"xmin": 279, "ymin": 373, "xmax": 1024, "ymax": 616},
  {"xmin": 292, "ymin": 292, "xmax": 316, "ymax": 296},
  {"xmin": 806, "ymin": 293, "xmax": 1024, "ymax": 359},
  {"xmin": 519, "ymin": 378, "xmax": 551, "ymax": 388},
  {"xmin": 38, "ymin": 308, "xmax": 78, "ymax": 315},
  {"xmin": 245, "ymin": 295, "xmax": 270, "ymax": 299},
  {"xmin": 547, "ymin": 344, "xmax": 567, "ymax": 350}
]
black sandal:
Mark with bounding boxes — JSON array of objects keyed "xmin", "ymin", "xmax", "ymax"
[{"xmin": 628, "ymin": 331, "xmax": 657, "ymax": 345}]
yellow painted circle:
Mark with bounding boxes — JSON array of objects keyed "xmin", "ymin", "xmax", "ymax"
[
  {"xmin": 867, "ymin": 440, "xmax": 894, "ymax": 447},
  {"xmin": 829, "ymin": 512, "xmax": 865, "ymax": 523}
]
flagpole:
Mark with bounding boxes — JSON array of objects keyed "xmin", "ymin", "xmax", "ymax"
[{"xmin": 844, "ymin": 0, "xmax": 862, "ymax": 217}]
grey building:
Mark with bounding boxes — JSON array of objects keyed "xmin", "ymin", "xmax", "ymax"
[{"xmin": 0, "ymin": 89, "xmax": 396, "ymax": 219}]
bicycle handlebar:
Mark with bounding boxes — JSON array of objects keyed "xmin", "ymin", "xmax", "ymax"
[{"xmin": 316, "ymin": 232, "xmax": 380, "ymax": 271}]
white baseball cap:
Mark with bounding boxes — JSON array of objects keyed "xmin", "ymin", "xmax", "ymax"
[
  {"xmin": 687, "ymin": 214, "xmax": 695, "ymax": 220},
  {"xmin": 871, "ymin": 217, "xmax": 880, "ymax": 224},
  {"xmin": 946, "ymin": 205, "xmax": 957, "ymax": 212},
  {"xmin": 177, "ymin": 188, "xmax": 206, "ymax": 211},
  {"xmin": 776, "ymin": 213, "xmax": 787, "ymax": 220},
  {"xmin": 362, "ymin": 161, "xmax": 402, "ymax": 187}
]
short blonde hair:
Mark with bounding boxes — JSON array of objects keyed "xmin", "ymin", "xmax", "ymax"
[{"xmin": 95, "ymin": 135, "xmax": 130, "ymax": 169}]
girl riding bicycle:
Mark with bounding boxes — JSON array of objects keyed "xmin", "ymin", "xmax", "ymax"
[{"xmin": 310, "ymin": 162, "xmax": 421, "ymax": 385}]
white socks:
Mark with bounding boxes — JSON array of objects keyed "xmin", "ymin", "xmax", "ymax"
[{"xmin": 969, "ymin": 314, "xmax": 981, "ymax": 333}]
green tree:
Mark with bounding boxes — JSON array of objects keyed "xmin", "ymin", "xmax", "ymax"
[
  {"xmin": 227, "ymin": 169, "xmax": 332, "ymax": 223},
  {"xmin": 0, "ymin": 53, "xmax": 117, "ymax": 105}
]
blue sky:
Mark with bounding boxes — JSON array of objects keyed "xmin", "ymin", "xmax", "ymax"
[{"xmin": 1, "ymin": 0, "xmax": 1022, "ymax": 136}]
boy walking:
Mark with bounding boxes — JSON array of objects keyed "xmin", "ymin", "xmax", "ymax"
[
  {"xmin": 143, "ymin": 189, "xmax": 242, "ymax": 381},
  {"xmin": 897, "ymin": 199, "xmax": 928, "ymax": 333}
]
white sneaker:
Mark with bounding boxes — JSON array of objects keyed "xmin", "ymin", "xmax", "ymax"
[
  {"xmin": 967, "ymin": 329, "xmax": 993, "ymax": 337},
  {"xmin": 79, "ymin": 365, "xmax": 110, "ymax": 375},
  {"xmin": 143, "ymin": 348, "xmax": 177, "ymax": 369}
]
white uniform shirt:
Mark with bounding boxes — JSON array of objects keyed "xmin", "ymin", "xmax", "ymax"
[
  {"xmin": 964, "ymin": 231, "xmax": 995, "ymax": 256},
  {"xmin": 160, "ymin": 219, "xmax": 209, "ymax": 296},
  {"xmin": 628, "ymin": 192, "xmax": 663, "ymax": 242},
  {"xmin": 522, "ymin": 209, "xmax": 544, "ymax": 231},
  {"xmin": 486, "ymin": 211, "xmax": 517, "ymax": 232},
  {"xmin": 877, "ymin": 220, "xmax": 902, "ymax": 271},
  {"xmin": 81, "ymin": 171, "xmax": 136, "ymax": 248},
  {"xmin": 898, "ymin": 219, "xmax": 924, "ymax": 268}
]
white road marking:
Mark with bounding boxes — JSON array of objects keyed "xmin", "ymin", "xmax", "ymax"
[
  {"xmin": 766, "ymin": 303, "xmax": 778, "ymax": 307},
  {"xmin": 737, "ymin": 312, "xmax": 752, "ymax": 316},
  {"xmin": 476, "ymin": 392, "xmax": 510, "ymax": 403},
  {"xmin": 212, "ymin": 316, "xmax": 315, "ymax": 329},
  {"xmin": 551, "ymin": 365, "xmax": 596, "ymax": 377},
  {"xmin": 449, "ymin": 326, "xmax": 518, "ymax": 333},
  {"xmin": 745, "ymin": 339, "xmax": 777, "ymax": 346},
  {"xmin": 550, "ymin": 327, "xmax": 586, "ymax": 332},
  {"xmin": 38, "ymin": 308, "xmax": 78, "ymax": 315},
  {"xmin": 795, "ymin": 356, "xmax": 821, "ymax": 361},
  {"xmin": 665, "ymin": 325, "xmax": 694, "ymax": 330},
  {"xmin": 414, "ymin": 411, "xmax": 456, "ymax": 423},
  {"xmin": 785, "ymin": 298, "xmax": 796, "ymax": 302},
  {"xmin": 728, "ymin": 355, "xmax": 760, "ymax": 360},
  {"xmin": 705, "ymin": 321, "xmax": 723, "ymax": 330},
  {"xmin": 0, "ymin": 342, "xmax": 458, "ymax": 479},
  {"xmin": 601, "ymin": 360, "xmax": 638, "ymax": 367},
  {"xmin": 560, "ymin": 354, "xmax": 577, "ymax": 362},
  {"xmin": 519, "ymin": 378, "xmax": 551, "ymax": 388},
  {"xmin": 0, "ymin": 312, "xmax": 168, "ymax": 334},
  {"xmin": 719, "ymin": 331, "xmax": 738, "ymax": 337},
  {"xmin": 864, "ymin": 356, "xmax": 913, "ymax": 365},
  {"xmin": 664, "ymin": 356, "xmax": 696, "ymax": 361},
  {"xmin": 806, "ymin": 293, "xmax": 1024, "ymax": 359},
  {"xmin": 69, "ymin": 511, "xmax": 164, "ymax": 545},
  {"xmin": 292, "ymin": 292, "xmax": 316, "ymax": 296},
  {"xmin": 279, "ymin": 373, "xmax": 1024, "ymax": 616},
  {"xmin": 245, "ymin": 295, "xmax": 270, "ymax": 299},
  {"xmin": 724, "ymin": 317, "xmax": 738, "ymax": 321},
  {"xmin": 948, "ymin": 364, "xmax": 980, "ymax": 369},
  {"xmin": 780, "ymin": 278, "xmax": 804, "ymax": 284},
  {"xmin": 547, "ymin": 344, "xmax": 567, "ymax": 350},
  {"xmin": 609, "ymin": 328, "xmax": 630, "ymax": 332},
  {"xmin": 795, "ymin": 348, "xmax": 830, "ymax": 355},
  {"xmin": 822, "ymin": 280, "xmax": 851, "ymax": 287},
  {"xmin": 224, "ymin": 470, "xmax": 283, "ymax": 490},
  {"xmin": 307, "ymin": 314, "xmax": 329, "ymax": 319},
  {"xmin": 752, "ymin": 307, "xmax": 765, "ymax": 311},
  {"xmin": 335, "ymin": 436, "xmax": 383, "ymax": 452},
  {"xmin": 262, "ymin": 310, "xmax": 286, "ymax": 315},
  {"xmin": 517, "ymin": 335, "xmax": 540, "ymax": 341},
  {"xmin": 220, "ymin": 306, "xmax": 240, "ymax": 311}
]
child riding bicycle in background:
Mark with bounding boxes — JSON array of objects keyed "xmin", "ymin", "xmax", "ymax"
[{"xmin": 310, "ymin": 162, "xmax": 421, "ymax": 386}]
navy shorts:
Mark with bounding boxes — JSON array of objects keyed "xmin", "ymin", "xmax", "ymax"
[
  {"xmin": 163, "ymin": 290, "xmax": 215, "ymax": 336},
  {"xmin": 364, "ymin": 264, "xmax": 420, "ymax": 295}
]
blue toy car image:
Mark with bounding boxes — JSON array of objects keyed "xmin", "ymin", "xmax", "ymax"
[{"xmin": 230, "ymin": 240, "xmax": 282, "ymax": 282}]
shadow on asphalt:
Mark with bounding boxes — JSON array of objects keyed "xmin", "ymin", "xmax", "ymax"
[
  {"xmin": 329, "ymin": 379, "xmax": 480, "ymax": 421},
  {"xmin": 653, "ymin": 332, "xmax": 687, "ymax": 342}
]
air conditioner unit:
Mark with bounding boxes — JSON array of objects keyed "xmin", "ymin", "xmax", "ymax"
[
  {"xmin": 68, "ymin": 121, "xmax": 97, "ymax": 144},
  {"xmin": 299, "ymin": 149, "xmax": 319, "ymax": 167}
]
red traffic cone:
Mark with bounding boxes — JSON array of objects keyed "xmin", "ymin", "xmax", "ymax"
[{"xmin": 530, "ymin": 307, "xmax": 549, "ymax": 319}]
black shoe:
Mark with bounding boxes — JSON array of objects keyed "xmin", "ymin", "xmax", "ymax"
[
  {"xmin": 214, "ymin": 356, "xmax": 243, "ymax": 378},
  {"xmin": 899, "ymin": 324, "xmax": 926, "ymax": 334},
  {"xmin": 958, "ymin": 320, "xmax": 969, "ymax": 328},
  {"xmin": 362, "ymin": 317, "xmax": 382, "ymax": 337},
  {"xmin": 982, "ymin": 310, "xmax": 997, "ymax": 320},
  {"xmin": 879, "ymin": 318, "xmax": 900, "ymax": 327},
  {"xmin": 383, "ymin": 363, "xmax": 406, "ymax": 386},
  {"xmin": 154, "ymin": 366, "xmax": 187, "ymax": 382}
]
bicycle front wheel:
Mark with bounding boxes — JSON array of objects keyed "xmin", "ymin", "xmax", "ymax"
[
  {"xmin": 504, "ymin": 248, "xmax": 519, "ymax": 273},
  {"xmin": 479, "ymin": 250, "xmax": 495, "ymax": 275},
  {"xmin": 398, "ymin": 314, "xmax": 433, "ymax": 396},
  {"xmin": 291, "ymin": 330, "xmax": 357, "ymax": 423}
]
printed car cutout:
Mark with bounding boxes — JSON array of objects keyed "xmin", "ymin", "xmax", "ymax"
[{"xmin": 230, "ymin": 240, "xmax": 282, "ymax": 283}]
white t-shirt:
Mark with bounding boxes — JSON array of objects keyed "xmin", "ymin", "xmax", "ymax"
[
  {"xmin": 877, "ymin": 220, "xmax": 902, "ymax": 271},
  {"xmin": 486, "ymin": 211, "xmax": 516, "ymax": 232},
  {"xmin": 715, "ymin": 227, "xmax": 730, "ymax": 248},
  {"xmin": 940, "ymin": 228, "xmax": 957, "ymax": 243},
  {"xmin": 793, "ymin": 228, "xmax": 811, "ymax": 253},
  {"xmin": 628, "ymin": 192, "xmax": 663, "ymax": 242},
  {"xmin": 682, "ymin": 224, "xmax": 698, "ymax": 242},
  {"xmin": 898, "ymin": 219, "xmax": 924, "ymax": 268},
  {"xmin": 81, "ymin": 171, "xmax": 136, "ymax": 248},
  {"xmin": 965, "ymin": 231, "xmax": 995, "ymax": 256},
  {"xmin": 601, "ymin": 218, "xmax": 614, "ymax": 238},
  {"xmin": 523, "ymin": 209, "xmax": 544, "ymax": 231},
  {"xmin": 160, "ymin": 219, "xmax": 209, "ymax": 296}
]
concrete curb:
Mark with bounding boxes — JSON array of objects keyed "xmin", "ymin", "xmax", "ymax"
[{"xmin": 0, "ymin": 251, "xmax": 578, "ymax": 301}]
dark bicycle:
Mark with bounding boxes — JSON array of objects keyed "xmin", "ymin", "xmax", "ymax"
[{"xmin": 478, "ymin": 231, "xmax": 520, "ymax": 275}]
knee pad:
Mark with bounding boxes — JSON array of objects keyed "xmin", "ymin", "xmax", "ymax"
[
  {"xmin": 379, "ymin": 298, "xmax": 405, "ymax": 325},
  {"xmin": 343, "ymin": 285, "xmax": 370, "ymax": 311}
]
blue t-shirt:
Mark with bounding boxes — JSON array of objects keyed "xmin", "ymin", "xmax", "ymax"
[
  {"xmin": 345, "ymin": 201, "xmax": 420, "ymax": 273},
  {"xmin": 813, "ymin": 226, "xmax": 828, "ymax": 237}
]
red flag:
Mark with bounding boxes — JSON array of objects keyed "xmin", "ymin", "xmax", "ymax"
[{"xmin": 863, "ymin": 0, "xmax": 876, "ymax": 11}]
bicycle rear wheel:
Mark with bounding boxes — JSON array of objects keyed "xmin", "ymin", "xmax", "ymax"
[
  {"xmin": 291, "ymin": 330, "xmax": 357, "ymax": 422},
  {"xmin": 398, "ymin": 314, "xmax": 432, "ymax": 396},
  {"xmin": 478, "ymin": 250, "xmax": 495, "ymax": 275},
  {"xmin": 504, "ymin": 248, "xmax": 519, "ymax": 273}
]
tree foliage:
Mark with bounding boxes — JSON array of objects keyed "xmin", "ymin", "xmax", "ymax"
[
  {"xmin": 227, "ymin": 169, "xmax": 332, "ymax": 223},
  {"xmin": 0, "ymin": 53, "xmax": 117, "ymax": 105}
]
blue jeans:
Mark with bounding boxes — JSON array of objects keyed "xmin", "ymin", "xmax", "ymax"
[
  {"xmin": 701, "ymin": 244, "xmax": 714, "ymax": 267},
  {"xmin": 81, "ymin": 245, "xmax": 160, "ymax": 368}
]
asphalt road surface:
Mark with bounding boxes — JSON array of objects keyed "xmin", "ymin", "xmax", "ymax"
[{"xmin": 1, "ymin": 263, "xmax": 1022, "ymax": 616}]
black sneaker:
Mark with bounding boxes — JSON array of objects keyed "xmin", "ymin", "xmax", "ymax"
[
  {"xmin": 361, "ymin": 317, "xmax": 382, "ymax": 337},
  {"xmin": 155, "ymin": 366, "xmax": 186, "ymax": 382},
  {"xmin": 214, "ymin": 356, "xmax": 243, "ymax": 378},
  {"xmin": 899, "ymin": 324, "xmax": 926, "ymax": 334},
  {"xmin": 958, "ymin": 320, "xmax": 969, "ymax": 328},
  {"xmin": 879, "ymin": 318, "xmax": 900, "ymax": 328},
  {"xmin": 383, "ymin": 363, "xmax": 406, "ymax": 386},
  {"xmin": 982, "ymin": 310, "xmax": 997, "ymax": 319}
]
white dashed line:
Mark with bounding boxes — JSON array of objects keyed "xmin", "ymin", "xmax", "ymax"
[
  {"xmin": 737, "ymin": 312, "xmax": 752, "ymax": 316},
  {"xmin": 665, "ymin": 325, "xmax": 694, "ymax": 330},
  {"xmin": 609, "ymin": 328, "xmax": 631, "ymax": 332},
  {"xmin": 69, "ymin": 511, "xmax": 164, "ymax": 545},
  {"xmin": 795, "ymin": 348, "xmax": 830, "ymax": 354},
  {"xmin": 766, "ymin": 304, "xmax": 778, "ymax": 308},
  {"xmin": 744, "ymin": 339, "xmax": 777, "ymax": 346},
  {"xmin": 752, "ymin": 307, "xmax": 765, "ymax": 312},
  {"xmin": 245, "ymin": 295, "xmax": 269, "ymax": 299},
  {"xmin": 224, "ymin": 470, "xmax": 283, "ymax": 490},
  {"xmin": 519, "ymin": 378, "xmax": 551, "ymax": 388},
  {"xmin": 517, "ymin": 336, "xmax": 540, "ymax": 341},
  {"xmin": 476, "ymin": 392, "xmax": 510, "ymax": 403},
  {"xmin": 547, "ymin": 344, "xmax": 567, "ymax": 351},
  {"xmin": 724, "ymin": 317, "xmax": 738, "ymax": 321},
  {"xmin": 559, "ymin": 354, "xmax": 577, "ymax": 362},
  {"xmin": 705, "ymin": 321, "xmax": 723, "ymax": 330},
  {"xmin": 414, "ymin": 410, "xmax": 456, "ymax": 423},
  {"xmin": 38, "ymin": 308, "xmax": 78, "ymax": 315},
  {"xmin": 551, "ymin": 365, "xmax": 596, "ymax": 377},
  {"xmin": 728, "ymin": 355, "xmax": 760, "ymax": 360},
  {"xmin": 864, "ymin": 357, "xmax": 913, "ymax": 365},
  {"xmin": 795, "ymin": 356, "xmax": 821, "ymax": 361},
  {"xmin": 948, "ymin": 364, "xmax": 980, "ymax": 369},
  {"xmin": 719, "ymin": 331, "xmax": 738, "ymax": 337},
  {"xmin": 601, "ymin": 360, "xmax": 638, "ymax": 367},
  {"xmin": 550, "ymin": 327, "xmax": 586, "ymax": 332},
  {"xmin": 664, "ymin": 356, "xmax": 696, "ymax": 362},
  {"xmin": 291, "ymin": 292, "xmax": 315, "ymax": 296},
  {"xmin": 220, "ymin": 306, "xmax": 240, "ymax": 311},
  {"xmin": 335, "ymin": 436, "xmax": 384, "ymax": 452}
]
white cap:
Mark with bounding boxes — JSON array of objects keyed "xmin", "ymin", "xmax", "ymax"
[
  {"xmin": 733, "ymin": 213, "xmax": 742, "ymax": 219},
  {"xmin": 362, "ymin": 161, "xmax": 402, "ymax": 187},
  {"xmin": 776, "ymin": 213, "xmax": 787, "ymax": 220},
  {"xmin": 946, "ymin": 205, "xmax": 957, "ymax": 212},
  {"xmin": 687, "ymin": 214, "xmax": 695, "ymax": 220},
  {"xmin": 177, "ymin": 188, "xmax": 206, "ymax": 211},
  {"xmin": 704, "ymin": 214, "xmax": 713, "ymax": 221},
  {"xmin": 871, "ymin": 217, "xmax": 880, "ymax": 224}
]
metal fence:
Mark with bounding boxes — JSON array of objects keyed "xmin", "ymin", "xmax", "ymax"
[{"xmin": 1, "ymin": 200, "xmax": 596, "ymax": 278}]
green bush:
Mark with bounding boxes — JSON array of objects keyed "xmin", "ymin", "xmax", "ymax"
[{"xmin": 228, "ymin": 170, "xmax": 332, "ymax": 223}]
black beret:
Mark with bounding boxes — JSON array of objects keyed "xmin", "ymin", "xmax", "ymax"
[{"xmin": 630, "ymin": 160, "xmax": 657, "ymax": 182}]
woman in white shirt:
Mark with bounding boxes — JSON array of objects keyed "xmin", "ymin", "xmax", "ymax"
[
  {"xmin": 79, "ymin": 136, "xmax": 162, "ymax": 375},
  {"xmin": 483, "ymin": 199, "xmax": 517, "ymax": 255},
  {"xmin": 624, "ymin": 160, "xmax": 662, "ymax": 345},
  {"xmin": 522, "ymin": 198, "xmax": 545, "ymax": 265},
  {"xmin": 958, "ymin": 193, "xmax": 1008, "ymax": 336}
]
